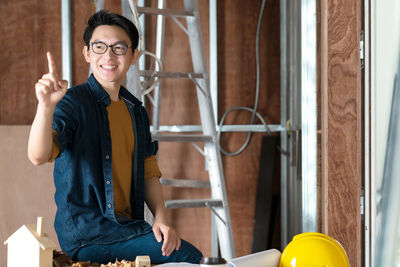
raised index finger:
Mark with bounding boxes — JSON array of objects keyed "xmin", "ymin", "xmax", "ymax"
[{"xmin": 47, "ymin": 51, "xmax": 56, "ymax": 73}]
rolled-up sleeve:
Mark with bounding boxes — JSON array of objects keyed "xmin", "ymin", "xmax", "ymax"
[
  {"xmin": 48, "ymin": 130, "xmax": 60, "ymax": 162},
  {"xmin": 52, "ymin": 93, "xmax": 77, "ymax": 155},
  {"xmin": 144, "ymin": 155, "xmax": 162, "ymax": 179}
]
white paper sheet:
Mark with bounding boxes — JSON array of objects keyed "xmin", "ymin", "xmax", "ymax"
[
  {"xmin": 155, "ymin": 249, "xmax": 281, "ymax": 267},
  {"xmin": 155, "ymin": 263, "xmax": 199, "ymax": 267},
  {"xmin": 226, "ymin": 249, "xmax": 281, "ymax": 267}
]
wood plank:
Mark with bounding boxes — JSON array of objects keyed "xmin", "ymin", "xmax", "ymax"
[{"xmin": 321, "ymin": 0, "xmax": 361, "ymax": 266}]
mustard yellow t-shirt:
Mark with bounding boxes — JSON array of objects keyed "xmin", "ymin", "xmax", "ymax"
[{"xmin": 50, "ymin": 99, "xmax": 161, "ymax": 218}]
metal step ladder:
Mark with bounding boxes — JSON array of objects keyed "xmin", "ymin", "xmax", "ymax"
[{"xmin": 94, "ymin": 0, "xmax": 235, "ymax": 259}]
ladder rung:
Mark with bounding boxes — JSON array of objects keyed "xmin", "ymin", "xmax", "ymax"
[
  {"xmin": 150, "ymin": 124, "xmax": 284, "ymax": 133},
  {"xmin": 140, "ymin": 70, "xmax": 204, "ymax": 79},
  {"xmin": 165, "ymin": 199, "xmax": 223, "ymax": 209},
  {"xmin": 152, "ymin": 134, "xmax": 213, "ymax": 142},
  {"xmin": 160, "ymin": 178, "xmax": 210, "ymax": 188},
  {"xmin": 137, "ymin": 7, "xmax": 194, "ymax": 17}
]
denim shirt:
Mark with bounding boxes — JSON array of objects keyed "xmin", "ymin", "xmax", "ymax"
[{"xmin": 52, "ymin": 74, "xmax": 157, "ymax": 255}]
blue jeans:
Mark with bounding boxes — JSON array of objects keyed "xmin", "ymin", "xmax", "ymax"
[{"xmin": 73, "ymin": 231, "xmax": 203, "ymax": 264}]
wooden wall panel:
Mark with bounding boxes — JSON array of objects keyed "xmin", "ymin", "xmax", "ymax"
[
  {"xmin": 322, "ymin": 0, "xmax": 361, "ymax": 266},
  {"xmin": 0, "ymin": 0, "xmax": 62, "ymax": 124}
]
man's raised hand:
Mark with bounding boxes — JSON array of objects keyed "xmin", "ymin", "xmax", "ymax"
[{"xmin": 35, "ymin": 52, "xmax": 68, "ymax": 107}]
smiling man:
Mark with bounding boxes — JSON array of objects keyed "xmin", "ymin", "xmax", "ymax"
[{"xmin": 27, "ymin": 10, "xmax": 202, "ymax": 264}]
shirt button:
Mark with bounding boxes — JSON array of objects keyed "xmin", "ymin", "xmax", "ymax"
[
  {"xmin": 107, "ymin": 203, "xmax": 112, "ymax": 209},
  {"xmin": 105, "ymin": 155, "xmax": 110, "ymax": 160},
  {"xmin": 106, "ymin": 180, "xmax": 111, "ymax": 185}
]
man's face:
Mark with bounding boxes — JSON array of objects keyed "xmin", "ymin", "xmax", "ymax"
[{"xmin": 83, "ymin": 25, "xmax": 138, "ymax": 90}]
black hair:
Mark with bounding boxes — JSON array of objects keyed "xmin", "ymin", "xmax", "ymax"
[{"xmin": 83, "ymin": 10, "xmax": 139, "ymax": 51}]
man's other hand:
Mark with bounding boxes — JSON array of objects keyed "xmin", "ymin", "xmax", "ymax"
[{"xmin": 152, "ymin": 221, "xmax": 181, "ymax": 257}]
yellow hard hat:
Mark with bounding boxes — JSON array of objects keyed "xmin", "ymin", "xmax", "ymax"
[{"xmin": 279, "ymin": 232, "xmax": 349, "ymax": 267}]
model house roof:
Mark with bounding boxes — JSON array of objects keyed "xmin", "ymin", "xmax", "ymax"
[{"xmin": 4, "ymin": 221, "xmax": 57, "ymax": 250}]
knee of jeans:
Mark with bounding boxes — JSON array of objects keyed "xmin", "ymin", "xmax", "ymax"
[
  {"xmin": 187, "ymin": 247, "xmax": 203, "ymax": 264},
  {"xmin": 176, "ymin": 239, "xmax": 203, "ymax": 264}
]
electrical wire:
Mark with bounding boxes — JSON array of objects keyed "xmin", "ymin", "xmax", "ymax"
[{"xmin": 218, "ymin": 0, "xmax": 269, "ymax": 156}]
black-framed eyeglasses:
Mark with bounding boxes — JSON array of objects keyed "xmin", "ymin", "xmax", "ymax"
[{"xmin": 90, "ymin": 41, "xmax": 131, "ymax": 56}]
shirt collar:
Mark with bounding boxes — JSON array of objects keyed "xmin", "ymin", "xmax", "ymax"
[{"xmin": 87, "ymin": 74, "xmax": 142, "ymax": 107}]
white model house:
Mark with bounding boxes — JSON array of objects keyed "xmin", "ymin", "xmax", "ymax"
[{"xmin": 4, "ymin": 217, "xmax": 57, "ymax": 267}]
